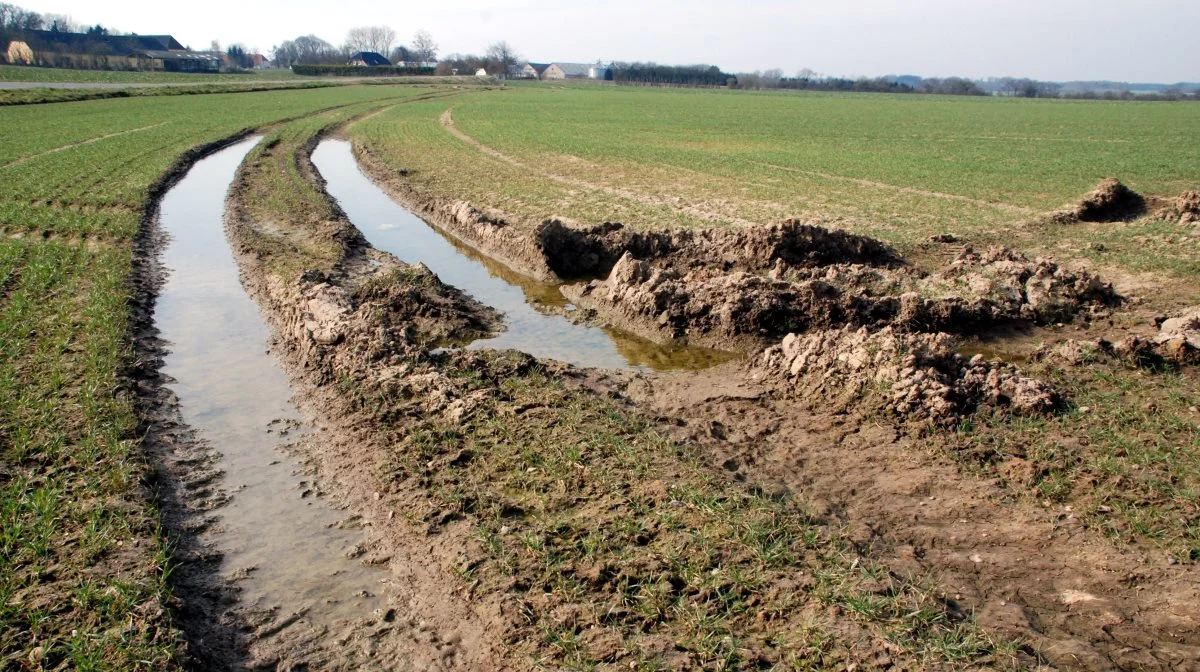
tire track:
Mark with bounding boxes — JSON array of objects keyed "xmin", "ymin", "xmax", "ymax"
[
  {"xmin": 440, "ymin": 107, "xmax": 759, "ymax": 227},
  {"xmin": 0, "ymin": 122, "xmax": 169, "ymax": 171},
  {"xmin": 753, "ymin": 161, "xmax": 1036, "ymax": 214}
]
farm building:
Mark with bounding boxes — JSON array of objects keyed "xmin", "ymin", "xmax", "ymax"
[
  {"xmin": 542, "ymin": 62, "xmax": 591, "ymax": 80},
  {"xmin": 348, "ymin": 51, "xmax": 391, "ymax": 66},
  {"xmin": 542, "ymin": 62, "xmax": 612, "ymax": 80},
  {"xmin": 513, "ymin": 62, "xmax": 549, "ymax": 79},
  {"xmin": 2, "ymin": 31, "xmax": 221, "ymax": 71}
]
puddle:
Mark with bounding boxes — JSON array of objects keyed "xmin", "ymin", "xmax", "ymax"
[
  {"xmin": 312, "ymin": 139, "xmax": 734, "ymax": 372},
  {"xmin": 156, "ymin": 137, "xmax": 383, "ymax": 625}
]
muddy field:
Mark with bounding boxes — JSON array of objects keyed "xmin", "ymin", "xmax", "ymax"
[{"xmin": 4, "ymin": 83, "xmax": 1199, "ymax": 671}]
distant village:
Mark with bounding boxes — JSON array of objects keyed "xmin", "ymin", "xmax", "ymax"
[{"xmin": 1, "ymin": 3, "xmax": 1197, "ymax": 100}]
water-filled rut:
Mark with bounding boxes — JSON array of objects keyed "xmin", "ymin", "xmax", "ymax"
[
  {"xmin": 311, "ymin": 138, "xmax": 732, "ymax": 372},
  {"xmin": 155, "ymin": 137, "xmax": 387, "ymax": 657}
]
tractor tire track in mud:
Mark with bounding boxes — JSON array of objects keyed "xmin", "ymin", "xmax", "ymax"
[{"xmin": 440, "ymin": 107, "xmax": 760, "ymax": 227}]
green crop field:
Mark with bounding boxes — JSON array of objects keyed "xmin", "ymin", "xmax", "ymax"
[
  {"xmin": 0, "ymin": 84, "xmax": 434, "ymax": 669},
  {"xmin": 352, "ymin": 83, "xmax": 1200, "ymax": 279},
  {"xmin": 0, "ymin": 63, "xmax": 301, "ymax": 83}
]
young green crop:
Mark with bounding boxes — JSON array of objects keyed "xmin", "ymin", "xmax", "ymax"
[{"xmin": 353, "ymin": 84, "xmax": 1200, "ymax": 275}]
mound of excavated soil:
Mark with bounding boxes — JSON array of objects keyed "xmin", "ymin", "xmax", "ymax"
[
  {"xmin": 1043, "ymin": 178, "xmax": 1147, "ymax": 224},
  {"xmin": 536, "ymin": 218, "xmax": 900, "ymax": 279},
  {"xmin": 567, "ymin": 243, "xmax": 1117, "ymax": 350},
  {"xmin": 752, "ymin": 326, "xmax": 1058, "ymax": 425},
  {"xmin": 936, "ymin": 245, "xmax": 1118, "ymax": 323},
  {"xmin": 1075, "ymin": 178, "xmax": 1145, "ymax": 222}
]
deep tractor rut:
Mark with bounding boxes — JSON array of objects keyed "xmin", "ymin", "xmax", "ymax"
[{"xmin": 140, "ymin": 135, "xmax": 475, "ymax": 669}]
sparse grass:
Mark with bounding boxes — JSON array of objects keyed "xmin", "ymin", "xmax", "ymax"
[
  {"xmin": 372, "ymin": 357, "xmax": 1024, "ymax": 668},
  {"xmin": 950, "ymin": 360, "xmax": 1200, "ymax": 560},
  {"xmin": 0, "ymin": 239, "xmax": 174, "ymax": 669}
]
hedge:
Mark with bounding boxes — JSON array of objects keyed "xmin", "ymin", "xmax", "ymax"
[{"xmin": 291, "ymin": 65, "xmax": 436, "ymax": 77}]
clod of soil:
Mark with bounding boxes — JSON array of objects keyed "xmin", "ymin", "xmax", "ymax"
[
  {"xmin": 566, "ymin": 240, "xmax": 1117, "ymax": 350},
  {"xmin": 1038, "ymin": 307, "xmax": 1200, "ymax": 369},
  {"xmin": 939, "ymin": 245, "xmax": 1118, "ymax": 323},
  {"xmin": 1153, "ymin": 190, "xmax": 1200, "ymax": 225},
  {"xmin": 1156, "ymin": 305, "xmax": 1200, "ymax": 364},
  {"xmin": 752, "ymin": 326, "xmax": 1059, "ymax": 425}
]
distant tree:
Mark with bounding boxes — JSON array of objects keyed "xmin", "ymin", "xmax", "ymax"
[
  {"xmin": 345, "ymin": 25, "xmax": 396, "ymax": 56},
  {"xmin": 388, "ymin": 44, "xmax": 412, "ymax": 64},
  {"xmin": 485, "ymin": 40, "xmax": 519, "ymax": 77},
  {"xmin": 411, "ymin": 29, "xmax": 437, "ymax": 63},
  {"xmin": 43, "ymin": 13, "xmax": 77, "ymax": 33},
  {"xmin": 85, "ymin": 24, "xmax": 107, "ymax": 36},
  {"xmin": 0, "ymin": 3, "xmax": 43, "ymax": 31},
  {"xmin": 226, "ymin": 43, "xmax": 252, "ymax": 69},
  {"xmin": 209, "ymin": 39, "xmax": 220, "ymax": 53},
  {"xmin": 434, "ymin": 61, "xmax": 454, "ymax": 76},
  {"xmin": 761, "ymin": 68, "xmax": 783, "ymax": 88},
  {"xmin": 273, "ymin": 35, "xmax": 341, "ymax": 67}
]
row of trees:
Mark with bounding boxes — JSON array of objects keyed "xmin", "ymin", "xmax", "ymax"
[
  {"xmin": 610, "ymin": 62, "xmax": 732, "ymax": 87},
  {"xmin": 434, "ymin": 41, "xmax": 520, "ymax": 77},
  {"xmin": 271, "ymin": 27, "xmax": 438, "ymax": 67}
]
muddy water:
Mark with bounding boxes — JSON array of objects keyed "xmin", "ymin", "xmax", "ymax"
[
  {"xmin": 312, "ymin": 139, "xmax": 734, "ymax": 372},
  {"xmin": 156, "ymin": 138, "xmax": 383, "ymax": 628}
]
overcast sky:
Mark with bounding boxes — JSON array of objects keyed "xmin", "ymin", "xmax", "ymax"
[{"xmin": 20, "ymin": 0, "xmax": 1198, "ymax": 82}]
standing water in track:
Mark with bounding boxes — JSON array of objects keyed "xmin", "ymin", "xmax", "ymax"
[
  {"xmin": 156, "ymin": 137, "xmax": 386, "ymax": 648},
  {"xmin": 311, "ymin": 139, "xmax": 733, "ymax": 372}
]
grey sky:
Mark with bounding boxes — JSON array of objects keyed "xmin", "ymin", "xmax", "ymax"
[{"xmin": 20, "ymin": 0, "xmax": 1198, "ymax": 82}]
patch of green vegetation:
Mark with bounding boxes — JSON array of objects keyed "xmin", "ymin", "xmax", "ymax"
[
  {"xmin": 0, "ymin": 239, "xmax": 173, "ymax": 669},
  {"xmin": 951, "ymin": 361, "xmax": 1200, "ymax": 561},
  {"xmin": 0, "ymin": 63, "xmax": 299, "ymax": 83}
]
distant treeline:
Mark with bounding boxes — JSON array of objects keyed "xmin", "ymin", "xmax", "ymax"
[
  {"xmin": 609, "ymin": 62, "xmax": 733, "ymax": 87},
  {"xmin": 291, "ymin": 64, "xmax": 434, "ymax": 77}
]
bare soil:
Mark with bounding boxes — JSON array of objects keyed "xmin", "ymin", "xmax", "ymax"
[{"xmin": 623, "ymin": 364, "xmax": 1200, "ymax": 670}]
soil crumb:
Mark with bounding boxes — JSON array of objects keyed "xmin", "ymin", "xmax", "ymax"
[{"xmin": 1039, "ymin": 304, "xmax": 1200, "ymax": 368}]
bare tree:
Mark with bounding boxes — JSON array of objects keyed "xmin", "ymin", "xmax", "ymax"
[
  {"xmin": 485, "ymin": 40, "xmax": 519, "ymax": 77},
  {"xmin": 761, "ymin": 68, "xmax": 783, "ymax": 88},
  {"xmin": 42, "ymin": 12, "xmax": 78, "ymax": 32},
  {"xmin": 345, "ymin": 25, "xmax": 396, "ymax": 56},
  {"xmin": 411, "ymin": 29, "xmax": 437, "ymax": 63},
  {"xmin": 0, "ymin": 3, "xmax": 44, "ymax": 31}
]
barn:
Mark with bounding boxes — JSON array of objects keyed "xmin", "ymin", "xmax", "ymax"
[
  {"xmin": 542, "ymin": 62, "xmax": 592, "ymax": 80},
  {"xmin": 3, "ymin": 31, "xmax": 221, "ymax": 71}
]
